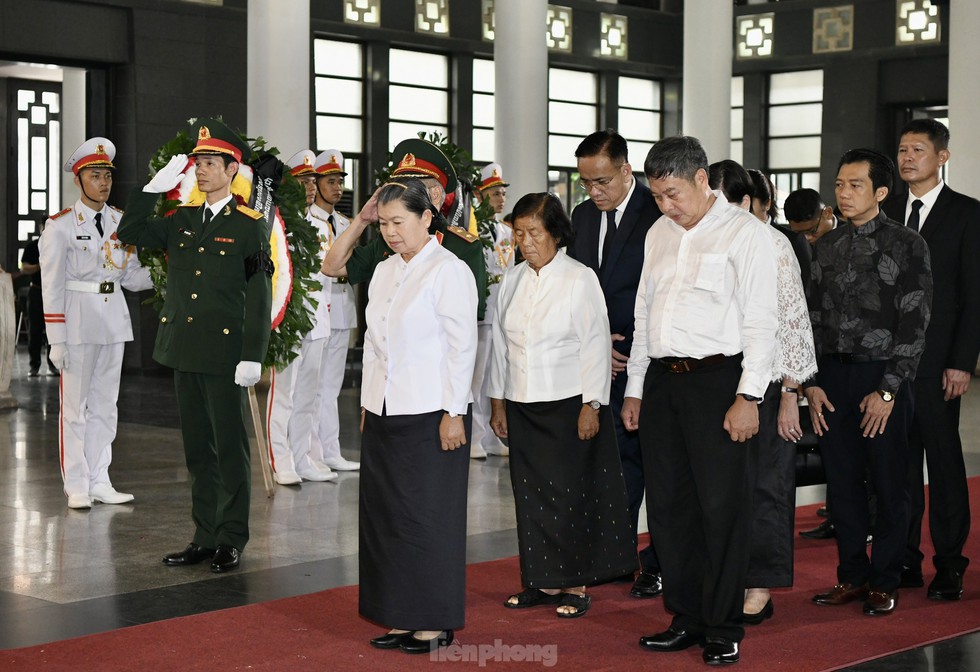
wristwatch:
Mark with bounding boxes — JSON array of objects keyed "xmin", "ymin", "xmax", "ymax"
[
  {"xmin": 587, "ymin": 400, "xmax": 601, "ymax": 410},
  {"xmin": 877, "ymin": 390, "xmax": 895, "ymax": 402},
  {"xmin": 738, "ymin": 393, "xmax": 762, "ymax": 403}
]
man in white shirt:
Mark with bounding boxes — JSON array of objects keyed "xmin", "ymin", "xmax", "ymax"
[
  {"xmin": 39, "ymin": 137, "xmax": 154, "ymax": 510},
  {"xmin": 308, "ymin": 149, "xmax": 360, "ymax": 472},
  {"xmin": 264, "ymin": 150, "xmax": 337, "ymax": 485},
  {"xmin": 621, "ymin": 136, "xmax": 778, "ymax": 666}
]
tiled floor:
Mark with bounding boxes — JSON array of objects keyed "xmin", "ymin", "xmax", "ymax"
[{"xmin": 0, "ymin": 347, "xmax": 978, "ymax": 670}]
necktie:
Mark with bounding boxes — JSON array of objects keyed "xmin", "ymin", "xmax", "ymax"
[
  {"xmin": 907, "ymin": 199, "xmax": 924, "ymax": 233},
  {"xmin": 600, "ymin": 209, "xmax": 617, "ymax": 270},
  {"xmin": 203, "ymin": 208, "xmax": 213, "ymax": 227},
  {"xmin": 94, "ymin": 212, "xmax": 104, "ymax": 238},
  {"xmin": 327, "ymin": 214, "xmax": 336, "ymax": 236}
]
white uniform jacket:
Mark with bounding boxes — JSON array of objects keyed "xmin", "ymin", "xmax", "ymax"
[
  {"xmin": 309, "ymin": 203, "xmax": 357, "ymax": 331},
  {"xmin": 39, "ymin": 200, "xmax": 153, "ymax": 345}
]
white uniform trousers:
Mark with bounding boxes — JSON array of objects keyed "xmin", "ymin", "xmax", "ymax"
[
  {"xmin": 266, "ymin": 335, "xmax": 326, "ymax": 476},
  {"xmin": 310, "ymin": 328, "xmax": 351, "ymax": 464},
  {"xmin": 470, "ymin": 323, "xmax": 506, "ymax": 455},
  {"xmin": 59, "ymin": 342, "xmax": 125, "ymax": 497}
]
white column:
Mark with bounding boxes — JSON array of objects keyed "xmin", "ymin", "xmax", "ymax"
[
  {"xmin": 247, "ymin": 0, "xmax": 310, "ymax": 154},
  {"xmin": 61, "ymin": 67, "xmax": 86, "ymax": 202},
  {"xmin": 0, "ymin": 273, "xmax": 16, "ymax": 409},
  {"xmin": 682, "ymin": 0, "xmax": 732, "ymax": 161},
  {"xmin": 495, "ymin": 0, "xmax": 549, "ymax": 198},
  {"xmin": 948, "ymin": 0, "xmax": 980, "ymax": 193}
]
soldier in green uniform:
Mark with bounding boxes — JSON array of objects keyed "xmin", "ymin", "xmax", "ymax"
[
  {"xmin": 321, "ymin": 138, "xmax": 487, "ymax": 320},
  {"xmin": 117, "ymin": 119, "xmax": 273, "ymax": 573}
]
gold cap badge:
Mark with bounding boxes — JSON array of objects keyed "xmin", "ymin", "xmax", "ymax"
[{"xmin": 198, "ymin": 126, "xmax": 211, "ymax": 141}]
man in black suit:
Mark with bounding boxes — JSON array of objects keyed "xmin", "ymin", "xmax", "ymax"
[
  {"xmin": 566, "ymin": 130, "xmax": 663, "ymax": 599},
  {"xmin": 883, "ymin": 118, "xmax": 980, "ymax": 601}
]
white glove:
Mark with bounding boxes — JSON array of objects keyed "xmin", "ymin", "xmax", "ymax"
[
  {"xmin": 49, "ymin": 343, "xmax": 69, "ymax": 371},
  {"xmin": 234, "ymin": 361, "xmax": 262, "ymax": 387},
  {"xmin": 143, "ymin": 154, "xmax": 188, "ymax": 193}
]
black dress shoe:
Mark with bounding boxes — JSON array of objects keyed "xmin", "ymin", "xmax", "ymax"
[
  {"xmin": 899, "ymin": 565, "xmax": 924, "ymax": 588},
  {"xmin": 742, "ymin": 598, "xmax": 773, "ymax": 625},
  {"xmin": 703, "ymin": 637, "xmax": 739, "ymax": 665},
  {"xmin": 816, "ymin": 506, "xmax": 829, "ymax": 518},
  {"xmin": 812, "ymin": 582, "xmax": 869, "ymax": 605},
  {"xmin": 799, "ymin": 519, "xmax": 836, "ymax": 539},
  {"xmin": 370, "ymin": 631, "xmax": 415, "ymax": 649},
  {"xmin": 928, "ymin": 568, "xmax": 964, "ymax": 601},
  {"xmin": 639, "ymin": 627, "xmax": 702, "ymax": 652},
  {"xmin": 162, "ymin": 542, "xmax": 215, "ymax": 566},
  {"xmin": 630, "ymin": 571, "xmax": 663, "ymax": 598},
  {"xmin": 210, "ymin": 545, "xmax": 240, "ymax": 573},
  {"xmin": 400, "ymin": 630, "xmax": 454, "ymax": 654},
  {"xmin": 863, "ymin": 589, "xmax": 897, "ymax": 615}
]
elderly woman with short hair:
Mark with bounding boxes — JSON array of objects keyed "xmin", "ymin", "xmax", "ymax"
[{"xmin": 489, "ymin": 192, "xmax": 637, "ymax": 619}]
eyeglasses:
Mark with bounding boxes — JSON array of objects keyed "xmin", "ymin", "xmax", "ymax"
[{"xmin": 578, "ymin": 165, "xmax": 625, "ymax": 192}]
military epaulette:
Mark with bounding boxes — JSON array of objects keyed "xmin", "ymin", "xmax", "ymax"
[
  {"xmin": 109, "ymin": 205, "xmax": 125, "ymax": 214},
  {"xmin": 50, "ymin": 207, "xmax": 72, "ymax": 220},
  {"xmin": 237, "ymin": 204, "xmax": 264, "ymax": 220},
  {"xmin": 446, "ymin": 225, "xmax": 478, "ymax": 243}
]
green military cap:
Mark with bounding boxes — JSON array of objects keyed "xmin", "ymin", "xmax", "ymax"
[
  {"xmin": 190, "ymin": 118, "xmax": 251, "ymax": 164},
  {"xmin": 390, "ymin": 138, "xmax": 457, "ymax": 194}
]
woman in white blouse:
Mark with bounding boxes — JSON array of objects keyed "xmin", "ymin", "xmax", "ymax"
[
  {"xmin": 489, "ymin": 193, "xmax": 637, "ymax": 619},
  {"xmin": 708, "ymin": 161, "xmax": 817, "ymax": 625},
  {"xmin": 358, "ymin": 179, "xmax": 478, "ymax": 654}
]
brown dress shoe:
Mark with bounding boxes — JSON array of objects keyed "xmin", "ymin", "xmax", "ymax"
[
  {"xmin": 863, "ymin": 590, "xmax": 897, "ymax": 615},
  {"xmin": 812, "ymin": 583, "xmax": 869, "ymax": 605}
]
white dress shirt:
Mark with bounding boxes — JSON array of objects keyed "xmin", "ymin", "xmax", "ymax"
[
  {"xmin": 905, "ymin": 178, "xmax": 944, "ymax": 228},
  {"xmin": 625, "ymin": 192, "xmax": 778, "ymax": 399},
  {"xmin": 489, "ymin": 249, "xmax": 611, "ymax": 404},
  {"xmin": 597, "ymin": 176, "xmax": 637, "ymax": 267},
  {"xmin": 361, "ymin": 237, "xmax": 477, "ymax": 416}
]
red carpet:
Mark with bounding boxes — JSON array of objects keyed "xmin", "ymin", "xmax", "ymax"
[{"xmin": 4, "ymin": 481, "xmax": 980, "ymax": 671}]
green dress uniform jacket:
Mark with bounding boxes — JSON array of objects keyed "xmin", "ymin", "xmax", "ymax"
[
  {"xmin": 118, "ymin": 188, "xmax": 273, "ymax": 552},
  {"xmin": 345, "ymin": 214, "xmax": 488, "ymax": 321},
  {"xmin": 117, "ymin": 189, "xmax": 272, "ymax": 373}
]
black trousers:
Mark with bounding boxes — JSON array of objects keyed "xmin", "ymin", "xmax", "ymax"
[
  {"xmin": 639, "ymin": 356, "xmax": 755, "ymax": 643},
  {"xmin": 611, "ymin": 369, "xmax": 659, "ymax": 573},
  {"xmin": 816, "ymin": 357, "xmax": 913, "ymax": 593},
  {"xmin": 906, "ymin": 376, "xmax": 971, "ymax": 575},
  {"xmin": 27, "ymin": 285, "xmax": 50, "ymax": 370}
]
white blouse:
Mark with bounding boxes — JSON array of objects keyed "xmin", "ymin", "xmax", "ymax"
[
  {"xmin": 361, "ymin": 237, "xmax": 477, "ymax": 416},
  {"xmin": 765, "ymin": 226, "xmax": 817, "ymax": 384},
  {"xmin": 489, "ymin": 249, "xmax": 611, "ymax": 404}
]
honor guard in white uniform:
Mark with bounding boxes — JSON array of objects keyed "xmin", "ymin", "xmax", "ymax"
[
  {"xmin": 308, "ymin": 149, "xmax": 360, "ymax": 472},
  {"xmin": 265, "ymin": 150, "xmax": 337, "ymax": 485},
  {"xmin": 39, "ymin": 137, "xmax": 154, "ymax": 509},
  {"xmin": 470, "ymin": 163, "xmax": 513, "ymax": 459}
]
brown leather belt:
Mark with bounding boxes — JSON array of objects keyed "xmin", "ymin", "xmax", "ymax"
[{"xmin": 655, "ymin": 353, "xmax": 729, "ymax": 374}]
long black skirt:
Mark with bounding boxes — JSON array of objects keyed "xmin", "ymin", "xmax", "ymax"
[
  {"xmin": 746, "ymin": 381, "xmax": 796, "ymax": 587},
  {"xmin": 507, "ymin": 396, "xmax": 638, "ymax": 588},
  {"xmin": 358, "ymin": 408, "xmax": 471, "ymax": 630}
]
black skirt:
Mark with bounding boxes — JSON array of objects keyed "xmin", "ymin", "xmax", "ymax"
[
  {"xmin": 358, "ymin": 408, "xmax": 471, "ymax": 630},
  {"xmin": 507, "ymin": 396, "xmax": 638, "ymax": 588}
]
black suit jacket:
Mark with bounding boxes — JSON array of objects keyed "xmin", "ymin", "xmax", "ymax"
[
  {"xmin": 884, "ymin": 184, "xmax": 980, "ymax": 378},
  {"xmin": 567, "ymin": 179, "xmax": 661, "ymax": 356}
]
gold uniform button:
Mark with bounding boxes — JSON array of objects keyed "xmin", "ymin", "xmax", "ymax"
[
  {"xmin": 195, "ymin": 270, "xmax": 202, "ymax": 276},
  {"xmin": 186, "ymin": 316, "xmax": 194, "ymax": 323},
  {"xmin": 198, "ymin": 246, "xmax": 205, "ymax": 253},
  {"xmin": 191, "ymin": 293, "xmax": 198, "ymax": 300},
  {"xmin": 161, "ymin": 317, "xmax": 167, "ymax": 323},
  {"xmin": 219, "ymin": 250, "xmax": 226, "ymax": 256},
  {"xmin": 179, "ymin": 242, "xmax": 185, "ymax": 248},
  {"xmin": 222, "ymin": 328, "xmax": 230, "ymax": 335}
]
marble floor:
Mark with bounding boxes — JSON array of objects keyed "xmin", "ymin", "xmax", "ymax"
[{"xmin": 0, "ymin": 347, "xmax": 978, "ymax": 671}]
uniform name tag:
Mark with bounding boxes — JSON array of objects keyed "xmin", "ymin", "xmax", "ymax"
[
  {"xmin": 214, "ymin": 237, "xmax": 235, "ymax": 243},
  {"xmin": 180, "ymin": 228, "xmax": 196, "ymax": 237},
  {"xmin": 76, "ymin": 235, "xmax": 91, "ymax": 240}
]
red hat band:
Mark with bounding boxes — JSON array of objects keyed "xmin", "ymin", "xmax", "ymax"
[
  {"xmin": 192, "ymin": 137, "xmax": 243, "ymax": 163},
  {"xmin": 393, "ymin": 156, "xmax": 448, "ymax": 189},
  {"xmin": 73, "ymin": 153, "xmax": 114, "ymax": 175}
]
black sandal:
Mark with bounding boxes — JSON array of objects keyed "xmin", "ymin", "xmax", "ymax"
[
  {"xmin": 504, "ymin": 588, "xmax": 562, "ymax": 609},
  {"xmin": 556, "ymin": 592, "xmax": 591, "ymax": 618}
]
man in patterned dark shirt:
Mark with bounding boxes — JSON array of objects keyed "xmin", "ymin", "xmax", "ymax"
[{"xmin": 804, "ymin": 148, "xmax": 932, "ymax": 617}]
